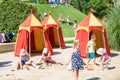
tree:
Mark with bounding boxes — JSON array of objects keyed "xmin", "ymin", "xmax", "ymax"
[
  {"xmin": 105, "ymin": 0, "xmax": 120, "ymax": 50},
  {"xmin": 0, "ymin": 1, "xmax": 41, "ymax": 33},
  {"xmin": 69, "ymin": 0, "xmax": 113, "ymax": 19}
]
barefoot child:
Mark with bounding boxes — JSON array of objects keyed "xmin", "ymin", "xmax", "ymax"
[
  {"xmin": 67, "ymin": 40, "xmax": 84, "ymax": 80},
  {"xmin": 37, "ymin": 48, "xmax": 55, "ymax": 68},
  {"xmin": 17, "ymin": 49, "xmax": 36, "ymax": 70},
  {"xmin": 86, "ymin": 34, "xmax": 97, "ymax": 66},
  {"xmin": 97, "ymin": 48, "xmax": 111, "ymax": 70}
]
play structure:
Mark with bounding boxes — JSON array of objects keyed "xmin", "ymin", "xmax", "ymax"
[
  {"xmin": 75, "ymin": 12, "xmax": 110, "ymax": 58},
  {"xmin": 14, "ymin": 11, "xmax": 53, "ymax": 57},
  {"xmin": 42, "ymin": 14, "xmax": 65, "ymax": 49}
]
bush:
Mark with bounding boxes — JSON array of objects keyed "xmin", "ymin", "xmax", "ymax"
[
  {"xmin": 106, "ymin": 0, "xmax": 120, "ymax": 50},
  {"xmin": 0, "ymin": 1, "xmax": 41, "ymax": 33},
  {"xmin": 69, "ymin": 0, "xmax": 113, "ymax": 19}
]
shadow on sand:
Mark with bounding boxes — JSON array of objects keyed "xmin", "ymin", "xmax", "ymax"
[
  {"xmin": 87, "ymin": 77, "xmax": 101, "ymax": 80},
  {"xmin": 111, "ymin": 52, "xmax": 119, "ymax": 57},
  {"xmin": 54, "ymin": 51, "xmax": 61, "ymax": 55},
  {"xmin": 0, "ymin": 61, "xmax": 12, "ymax": 67},
  {"xmin": 66, "ymin": 45, "xmax": 72, "ymax": 48},
  {"xmin": 108, "ymin": 66, "xmax": 115, "ymax": 70}
]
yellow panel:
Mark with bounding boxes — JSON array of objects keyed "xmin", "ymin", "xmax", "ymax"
[
  {"xmin": 77, "ymin": 26, "xmax": 89, "ymax": 32},
  {"xmin": 34, "ymin": 30, "xmax": 45, "ymax": 51},
  {"xmin": 47, "ymin": 15, "xmax": 57, "ymax": 24},
  {"xmin": 19, "ymin": 26, "xmax": 30, "ymax": 32},
  {"xmin": 54, "ymin": 29, "xmax": 59, "ymax": 46},
  {"xmin": 92, "ymin": 30, "xmax": 104, "ymax": 49},
  {"xmin": 89, "ymin": 13, "xmax": 103, "ymax": 26},
  {"xmin": 31, "ymin": 14, "xmax": 43, "ymax": 26}
]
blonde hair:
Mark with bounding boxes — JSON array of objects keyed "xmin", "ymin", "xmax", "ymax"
[{"xmin": 73, "ymin": 40, "xmax": 80, "ymax": 49}]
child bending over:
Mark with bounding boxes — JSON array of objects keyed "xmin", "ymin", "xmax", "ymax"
[
  {"xmin": 37, "ymin": 48, "xmax": 55, "ymax": 68},
  {"xmin": 97, "ymin": 48, "xmax": 111, "ymax": 70}
]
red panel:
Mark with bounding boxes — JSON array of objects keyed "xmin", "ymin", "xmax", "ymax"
[
  {"xmin": 30, "ymin": 31, "xmax": 35, "ymax": 50},
  {"xmin": 46, "ymin": 25, "xmax": 58, "ymax": 29},
  {"xmin": 76, "ymin": 30, "xmax": 88, "ymax": 58},
  {"xmin": 44, "ymin": 31, "xmax": 53, "ymax": 55},
  {"xmin": 14, "ymin": 30, "xmax": 28, "ymax": 57},
  {"xmin": 47, "ymin": 27, "xmax": 55, "ymax": 46},
  {"xmin": 79, "ymin": 14, "xmax": 90, "ymax": 26},
  {"xmin": 20, "ymin": 15, "xmax": 31, "ymax": 26},
  {"xmin": 58, "ymin": 28, "xmax": 66, "ymax": 49},
  {"xmin": 104, "ymin": 30, "xmax": 111, "ymax": 56},
  {"xmin": 89, "ymin": 26, "xmax": 103, "ymax": 32}
]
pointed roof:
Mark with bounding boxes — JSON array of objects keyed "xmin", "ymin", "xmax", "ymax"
[
  {"xmin": 77, "ymin": 13, "xmax": 104, "ymax": 32},
  {"xmin": 42, "ymin": 14, "xmax": 59, "ymax": 26},
  {"xmin": 19, "ymin": 14, "xmax": 43, "ymax": 31},
  {"xmin": 20, "ymin": 14, "xmax": 43, "ymax": 27},
  {"xmin": 79, "ymin": 13, "xmax": 103, "ymax": 27}
]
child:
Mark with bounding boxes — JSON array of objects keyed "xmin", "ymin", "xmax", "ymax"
[
  {"xmin": 97, "ymin": 48, "xmax": 111, "ymax": 70},
  {"xmin": 43, "ymin": 10, "xmax": 48, "ymax": 18},
  {"xmin": 58, "ymin": 14, "xmax": 64, "ymax": 23},
  {"xmin": 86, "ymin": 34, "xmax": 97, "ymax": 66},
  {"xmin": 17, "ymin": 49, "xmax": 36, "ymax": 70},
  {"xmin": 73, "ymin": 20, "xmax": 78, "ymax": 34},
  {"xmin": 66, "ymin": 15, "xmax": 71, "ymax": 25},
  {"xmin": 67, "ymin": 40, "xmax": 84, "ymax": 80},
  {"xmin": 37, "ymin": 48, "xmax": 55, "ymax": 68}
]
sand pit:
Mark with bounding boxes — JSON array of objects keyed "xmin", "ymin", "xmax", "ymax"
[{"xmin": 0, "ymin": 44, "xmax": 120, "ymax": 80}]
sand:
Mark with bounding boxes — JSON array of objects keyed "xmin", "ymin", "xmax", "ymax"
[{"xmin": 0, "ymin": 44, "xmax": 120, "ymax": 80}]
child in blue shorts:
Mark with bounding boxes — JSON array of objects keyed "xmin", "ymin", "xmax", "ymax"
[
  {"xmin": 17, "ymin": 49, "xmax": 36, "ymax": 70},
  {"xmin": 86, "ymin": 34, "xmax": 97, "ymax": 66}
]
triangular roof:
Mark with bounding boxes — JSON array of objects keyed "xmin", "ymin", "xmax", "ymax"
[
  {"xmin": 42, "ymin": 14, "xmax": 59, "ymax": 26},
  {"xmin": 79, "ymin": 13, "xmax": 103, "ymax": 27},
  {"xmin": 77, "ymin": 13, "xmax": 104, "ymax": 32},
  {"xmin": 19, "ymin": 14, "xmax": 43, "ymax": 31}
]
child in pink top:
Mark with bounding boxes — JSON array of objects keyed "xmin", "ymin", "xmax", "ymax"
[{"xmin": 97, "ymin": 48, "xmax": 111, "ymax": 70}]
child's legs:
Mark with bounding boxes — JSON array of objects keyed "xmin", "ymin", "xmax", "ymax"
[
  {"xmin": 25, "ymin": 60, "xmax": 36, "ymax": 68},
  {"xmin": 105, "ymin": 58, "xmax": 111, "ymax": 64},
  {"xmin": 73, "ymin": 69, "xmax": 79, "ymax": 80},
  {"xmin": 93, "ymin": 58, "xmax": 96, "ymax": 64},
  {"xmin": 104, "ymin": 59, "xmax": 111, "ymax": 68},
  {"xmin": 87, "ymin": 58, "xmax": 91, "ymax": 65},
  {"xmin": 17, "ymin": 62, "xmax": 21, "ymax": 70},
  {"xmin": 89, "ymin": 52, "xmax": 96, "ymax": 64},
  {"xmin": 19, "ymin": 61, "xmax": 24, "ymax": 69}
]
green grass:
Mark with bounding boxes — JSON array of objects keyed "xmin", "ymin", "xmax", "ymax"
[
  {"xmin": 31, "ymin": 4, "xmax": 86, "ymax": 37},
  {"xmin": 65, "ymin": 40, "xmax": 74, "ymax": 44}
]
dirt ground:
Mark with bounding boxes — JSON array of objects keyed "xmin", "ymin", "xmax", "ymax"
[{"xmin": 0, "ymin": 44, "xmax": 120, "ymax": 80}]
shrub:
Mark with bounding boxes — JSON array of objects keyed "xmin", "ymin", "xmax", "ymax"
[
  {"xmin": 106, "ymin": 0, "xmax": 120, "ymax": 50},
  {"xmin": 0, "ymin": 1, "xmax": 41, "ymax": 33}
]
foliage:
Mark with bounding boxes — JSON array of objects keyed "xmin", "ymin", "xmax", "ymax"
[
  {"xmin": 69, "ymin": 0, "xmax": 113, "ymax": 19},
  {"xmin": 0, "ymin": 1, "xmax": 85, "ymax": 38},
  {"xmin": 106, "ymin": 0, "xmax": 120, "ymax": 50},
  {"xmin": 69, "ymin": 0, "xmax": 81, "ymax": 11},
  {"xmin": 39, "ymin": 0, "xmax": 48, "ymax": 4},
  {"xmin": 0, "ymin": 1, "xmax": 41, "ymax": 33}
]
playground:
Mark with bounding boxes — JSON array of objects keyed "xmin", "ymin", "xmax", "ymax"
[
  {"xmin": 0, "ymin": 44, "xmax": 120, "ymax": 80},
  {"xmin": 0, "ymin": 0, "xmax": 120, "ymax": 80}
]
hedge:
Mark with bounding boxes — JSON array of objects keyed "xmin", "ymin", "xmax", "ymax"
[{"xmin": 0, "ymin": 0, "xmax": 41, "ymax": 33}]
